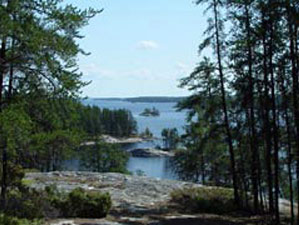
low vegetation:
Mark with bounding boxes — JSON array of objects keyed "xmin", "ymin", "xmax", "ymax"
[
  {"xmin": 49, "ymin": 187, "xmax": 112, "ymax": 218},
  {"xmin": 4, "ymin": 186, "xmax": 112, "ymax": 221},
  {"xmin": 0, "ymin": 214, "xmax": 42, "ymax": 225},
  {"xmin": 170, "ymin": 187, "xmax": 240, "ymax": 215},
  {"xmin": 1, "ymin": 169, "xmax": 112, "ymax": 224}
]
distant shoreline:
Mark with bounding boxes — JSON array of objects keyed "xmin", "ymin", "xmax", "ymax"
[
  {"xmin": 81, "ymin": 135, "xmax": 157, "ymax": 146},
  {"xmin": 91, "ymin": 96, "xmax": 186, "ymax": 103}
]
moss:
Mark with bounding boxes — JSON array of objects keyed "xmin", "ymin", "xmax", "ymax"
[
  {"xmin": 22, "ymin": 168, "xmax": 40, "ymax": 173},
  {"xmin": 21, "ymin": 179, "xmax": 35, "ymax": 186}
]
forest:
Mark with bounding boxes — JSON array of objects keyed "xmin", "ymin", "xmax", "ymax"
[
  {"xmin": 94, "ymin": 97, "xmax": 185, "ymax": 103},
  {"xmin": 76, "ymin": 103, "xmax": 137, "ymax": 137},
  {"xmin": 170, "ymin": 0, "xmax": 299, "ymax": 224}
]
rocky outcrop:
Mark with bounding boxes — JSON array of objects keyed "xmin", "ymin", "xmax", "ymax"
[
  {"xmin": 26, "ymin": 172, "xmax": 197, "ymax": 211},
  {"xmin": 128, "ymin": 148, "xmax": 174, "ymax": 157},
  {"xmin": 26, "ymin": 172, "xmax": 203, "ymax": 224},
  {"xmin": 82, "ymin": 135, "xmax": 144, "ymax": 146},
  {"xmin": 25, "ymin": 172, "xmax": 294, "ymax": 225}
]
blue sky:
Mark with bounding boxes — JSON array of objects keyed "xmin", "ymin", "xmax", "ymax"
[{"xmin": 70, "ymin": 0, "xmax": 208, "ymax": 97}]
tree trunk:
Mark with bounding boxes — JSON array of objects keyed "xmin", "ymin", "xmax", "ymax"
[
  {"xmin": 212, "ymin": 0, "xmax": 240, "ymax": 204},
  {"xmin": 285, "ymin": 108, "xmax": 295, "ymax": 225},
  {"xmin": 201, "ymin": 148, "xmax": 205, "ymax": 185},
  {"xmin": 8, "ymin": 38, "xmax": 15, "ymax": 100},
  {"xmin": 261, "ymin": 7, "xmax": 274, "ymax": 215},
  {"xmin": 245, "ymin": 1, "xmax": 259, "ymax": 213},
  {"xmin": 286, "ymin": 1, "xmax": 299, "ymax": 223},
  {"xmin": 269, "ymin": 14, "xmax": 280, "ymax": 224},
  {"xmin": 0, "ymin": 37, "xmax": 7, "ymax": 209}
]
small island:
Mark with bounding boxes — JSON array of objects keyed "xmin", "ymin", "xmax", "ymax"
[{"xmin": 139, "ymin": 107, "xmax": 160, "ymax": 117}]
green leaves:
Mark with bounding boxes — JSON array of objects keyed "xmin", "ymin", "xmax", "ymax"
[
  {"xmin": 161, "ymin": 128, "xmax": 180, "ymax": 150},
  {"xmin": 79, "ymin": 141, "xmax": 129, "ymax": 174},
  {"xmin": 0, "ymin": 104, "xmax": 32, "ymax": 152}
]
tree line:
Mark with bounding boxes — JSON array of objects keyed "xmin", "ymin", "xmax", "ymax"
[
  {"xmin": 76, "ymin": 103, "xmax": 137, "ymax": 138},
  {"xmin": 173, "ymin": 0, "xmax": 298, "ymax": 224}
]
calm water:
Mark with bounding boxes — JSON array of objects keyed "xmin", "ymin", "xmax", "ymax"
[
  {"xmin": 80, "ymin": 99, "xmax": 187, "ymax": 180},
  {"xmin": 83, "ymin": 99, "xmax": 186, "ymax": 138}
]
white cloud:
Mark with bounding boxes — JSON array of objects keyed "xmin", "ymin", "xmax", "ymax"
[
  {"xmin": 81, "ymin": 63, "xmax": 114, "ymax": 79},
  {"xmin": 136, "ymin": 40, "xmax": 159, "ymax": 50}
]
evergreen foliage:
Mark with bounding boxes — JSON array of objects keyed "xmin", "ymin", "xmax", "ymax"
[
  {"xmin": 161, "ymin": 128, "xmax": 180, "ymax": 150},
  {"xmin": 76, "ymin": 103, "xmax": 137, "ymax": 137},
  {"xmin": 0, "ymin": 0, "xmax": 102, "ymax": 217},
  {"xmin": 79, "ymin": 141, "xmax": 130, "ymax": 174},
  {"xmin": 171, "ymin": 187, "xmax": 238, "ymax": 214},
  {"xmin": 140, "ymin": 127, "xmax": 153, "ymax": 138},
  {"xmin": 140, "ymin": 107, "xmax": 160, "ymax": 117},
  {"xmin": 174, "ymin": 0, "xmax": 299, "ymax": 223}
]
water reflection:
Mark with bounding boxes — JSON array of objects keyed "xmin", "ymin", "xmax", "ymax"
[
  {"xmin": 127, "ymin": 156, "xmax": 178, "ymax": 180},
  {"xmin": 62, "ymin": 140, "xmax": 178, "ymax": 180}
]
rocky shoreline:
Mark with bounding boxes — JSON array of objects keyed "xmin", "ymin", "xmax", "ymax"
[
  {"xmin": 82, "ymin": 135, "xmax": 156, "ymax": 146},
  {"xmin": 82, "ymin": 136, "xmax": 174, "ymax": 158},
  {"xmin": 128, "ymin": 148, "xmax": 174, "ymax": 157},
  {"xmin": 82, "ymin": 136, "xmax": 142, "ymax": 145}
]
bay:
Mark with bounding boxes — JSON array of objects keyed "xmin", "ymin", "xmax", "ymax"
[{"xmin": 80, "ymin": 98, "xmax": 187, "ymax": 180}]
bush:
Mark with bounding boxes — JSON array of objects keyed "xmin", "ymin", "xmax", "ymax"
[
  {"xmin": 49, "ymin": 187, "xmax": 112, "ymax": 218},
  {"xmin": 66, "ymin": 188, "xmax": 112, "ymax": 218},
  {"xmin": 170, "ymin": 187, "xmax": 237, "ymax": 214},
  {"xmin": 5, "ymin": 188, "xmax": 52, "ymax": 219},
  {"xmin": 0, "ymin": 214, "xmax": 42, "ymax": 225},
  {"xmin": 2, "ymin": 165, "xmax": 112, "ymax": 220},
  {"xmin": 5, "ymin": 185, "xmax": 112, "ymax": 220}
]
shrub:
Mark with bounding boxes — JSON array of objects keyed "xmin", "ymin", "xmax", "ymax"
[
  {"xmin": 0, "ymin": 214, "xmax": 42, "ymax": 225},
  {"xmin": 170, "ymin": 187, "xmax": 237, "ymax": 214},
  {"xmin": 66, "ymin": 188, "xmax": 112, "ymax": 218},
  {"xmin": 5, "ymin": 188, "xmax": 52, "ymax": 219},
  {"xmin": 5, "ymin": 185, "xmax": 112, "ymax": 220},
  {"xmin": 49, "ymin": 187, "xmax": 112, "ymax": 218},
  {"xmin": 2, "ymin": 166, "xmax": 53, "ymax": 220}
]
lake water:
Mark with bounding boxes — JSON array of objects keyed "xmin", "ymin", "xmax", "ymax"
[
  {"xmin": 81, "ymin": 99, "xmax": 187, "ymax": 180},
  {"xmin": 83, "ymin": 99, "xmax": 186, "ymax": 138}
]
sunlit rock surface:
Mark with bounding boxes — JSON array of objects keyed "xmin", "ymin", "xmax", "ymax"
[
  {"xmin": 26, "ymin": 172, "xmax": 199, "ymax": 212},
  {"xmin": 26, "ymin": 172, "xmax": 294, "ymax": 225}
]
